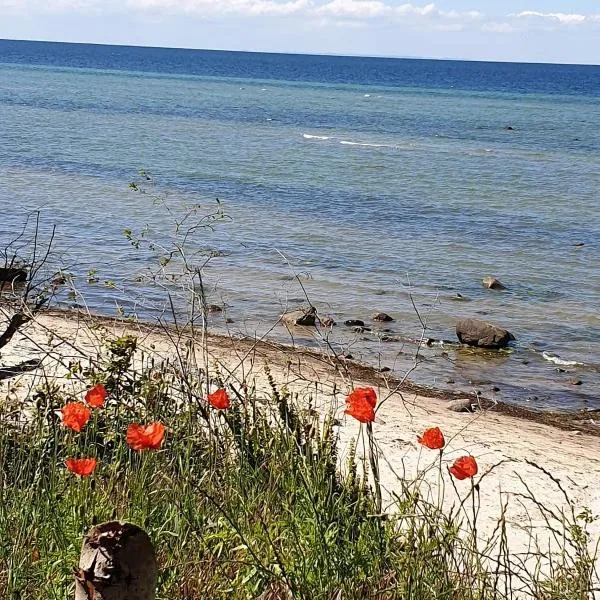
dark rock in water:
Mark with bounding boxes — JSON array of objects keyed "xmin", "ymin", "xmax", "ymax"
[
  {"xmin": 377, "ymin": 366, "xmax": 391, "ymax": 373},
  {"xmin": 380, "ymin": 334, "xmax": 400, "ymax": 342},
  {"xmin": 450, "ymin": 293, "xmax": 469, "ymax": 302},
  {"xmin": 0, "ymin": 267, "xmax": 28, "ymax": 284},
  {"xmin": 344, "ymin": 354, "xmax": 353, "ymax": 360},
  {"xmin": 207, "ymin": 304, "xmax": 223, "ymax": 313},
  {"xmin": 225, "ymin": 318, "xmax": 234, "ymax": 324},
  {"xmin": 319, "ymin": 315, "xmax": 336, "ymax": 327},
  {"xmin": 491, "ymin": 386, "xmax": 500, "ymax": 392},
  {"xmin": 456, "ymin": 318, "xmax": 515, "ymax": 349},
  {"xmin": 446, "ymin": 398, "xmax": 474, "ymax": 413},
  {"xmin": 568, "ymin": 378, "xmax": 583, "ymax": 386},
  {"xmin": 372, "ymin": 312, "xmax": 393, "ymax": 322},
  {"xmin": 52, "ymin": 275, "xmax": 67, "ymax": 286},
  {"xmin": 353, "ymin": 326, "xmax": 371, "ymax": 333},
  {"xmin": 345, "ymin": 319, "xmax": 365, "ymax": 327},
  {"xmin": 504, "ymin": 126, "xmax": 516, "ymax": 131},
  {"xmin": 572, "ymin": 242, "xmax": 585, "ymax": 247},
  {"xmin": 446, "ymin": 379, "xmax": 455, "ymax": 384},
  {"xmin": 281, "ymin": 306, "xmax": 317, "ymax": 327},
  {"xmin": 482, "ymin": 276, "xmax": 506, "ymax": 290}
]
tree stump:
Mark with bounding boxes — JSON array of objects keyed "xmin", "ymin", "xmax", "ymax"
[{"xmin": 74, "ymin": 521, "xmax": 157, "ymax": 600}]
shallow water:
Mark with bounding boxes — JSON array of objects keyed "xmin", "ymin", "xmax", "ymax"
[{"xmin": 1, "ymin": 41, "xmax": 599, "ymax": 410}]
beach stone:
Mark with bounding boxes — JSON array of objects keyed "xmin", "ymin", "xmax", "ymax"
[
  {"xmin": 0, "ymin": 267, "xmax": 27, "ymax": 284},
  {"xmin": 345, "ymin": 319, "xmax": 365, "ymax": 327},
  {"xmin": 353, "ymin": 326, "xmax": 371, "ymax": 333},
  {"xmin": 482, "ymin": 276, "xmax": 506, "ymax": 290},
  {"xmin": 372, "ymin": 312, "xmax": 393, "ymax": 322},
  {"xmin": 446, "ymin": 398, "xmax": 474, "ymax": 413},
  {"xmin": 456, "ymin": 318, "xmax": 515, "ymax": 349},
  {"xmin": 281, "ymin": 306, "xmax": 317, "ymax": 327},
  {"xmin": 380, "ymin": 334, "xmax": 400, "ymax": 342},
  {"xmin": 319, "ymin": 315, "xmax": 336, "ymax": 327},
  {"xmin": 377, "ymin": 366, "xmax": 391, "ymax": 373}
]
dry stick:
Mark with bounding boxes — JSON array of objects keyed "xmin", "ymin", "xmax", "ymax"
[
  {"xmin": 0, "ymin": 312, "xmax": 31, "ymax": 350},
  {"xmin": 74, "ymin": 521, "xmax": 157, "ymax": 600}
]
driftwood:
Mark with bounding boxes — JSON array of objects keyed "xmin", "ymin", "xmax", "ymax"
[
  {"xmin": 0, "ymin": 358, "xmax": 41, "ymax": 381},
  {"xmin": 74, "ymin": 522, "xmax": 157, "ymax": 600},
  {"xmin": 0, "ymin": 312, "xmax": 31, "ymax": 351}
]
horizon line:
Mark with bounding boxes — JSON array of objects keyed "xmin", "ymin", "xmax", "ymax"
[{"xmin": 1, "ymin": 37, "xmax": 599, "ymax": 68}]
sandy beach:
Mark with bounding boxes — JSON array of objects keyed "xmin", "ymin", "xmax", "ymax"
[{"xmin": 2, "ymin": 307, "xmax": 599, "ymax": 578}]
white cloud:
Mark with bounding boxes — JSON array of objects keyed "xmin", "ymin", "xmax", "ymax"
[
  {"xmin": 126, "ymin": 0, "xmax": 312, "ymax": 17},
  {"xmin": 2, "ymin": 0, "xmax": 598, "ymax": 36},
  {"xmin": 316, "ymin": 1, "xmax": 482, "ymax": 23},
  {"xmin": 514, "ymin": 11, "xmax": 591, "ymax": 26},
  {"xmin": 0, "ymin": 0, "xmax": 483, "ymax": 24},
  {"xmin": 317, "ymin": 0, "xmax": 390, "ymax": 19}
]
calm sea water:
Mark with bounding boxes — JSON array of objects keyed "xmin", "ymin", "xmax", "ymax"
[{"xmin": 1, "ymin": 39, "xmax": 599, "ymax": 411}]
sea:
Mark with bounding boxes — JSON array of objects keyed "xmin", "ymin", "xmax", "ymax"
[{"xmin": 1, "ymin": 39, "xmax": 599, "ymax": 411}]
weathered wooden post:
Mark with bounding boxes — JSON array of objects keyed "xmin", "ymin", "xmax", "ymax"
[{"xmin": 74, "ymin": 521, "xmax": 157, "ymax": 600}]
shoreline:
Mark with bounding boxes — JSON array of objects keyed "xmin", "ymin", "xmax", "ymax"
[{"xmin": 12, "ymin": 306, "xmax": 600, "ymax": 437}]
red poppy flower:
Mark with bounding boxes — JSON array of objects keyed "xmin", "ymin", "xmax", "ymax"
[
  {"xmin": 449, "ymin": 456, "xmax": 478, "ymax": 480},
  {"xmin": 126, "ymin": 422, "xmax": 165, "ymax": 451},
  {"xmin": 61, "ymin": 402, "xmax": 91, "ymax": 432},
  {"xmin": 85, "ymin": 383, "xmax": 107, "ymax": 408},
  {"xmin": 65, "ymin": 458, "xmax": 97, "ymax": 477},
  {"xmin": 418, "ymin": 427, "xmax": 445, "ymax": 450},
  {"xmin": 207, "ymin": 388, "xmax": 230, "ymax": 410},
  {"xmin": 344, "ymin": 387, "xmax": 377, "ymax": 423}
]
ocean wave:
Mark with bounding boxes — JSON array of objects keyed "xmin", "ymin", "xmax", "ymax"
[
  {"xmin": 542, "ymin": 351, "xmax": 584, "ymax": 367},
  {"xmin": 340, "ymin": 140, "xmax": 392, "ymax": 148},
  {"xmin": 302, "ymin": 133, "xmax": 330, "ymax": 140}
]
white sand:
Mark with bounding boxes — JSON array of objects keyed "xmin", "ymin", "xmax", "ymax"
[{"xmin": 2, "ymin": 309, "xmax": 599, "ymax": 582}]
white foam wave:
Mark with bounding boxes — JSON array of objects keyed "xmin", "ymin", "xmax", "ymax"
[
  {"xmin": 303, "ymin": 134, "xmax": 330, "ymax": 140},
  {"xmin": 340, "ymin": 140, "xmax": 390, "ymax": 148},
  {"xmin": 542, "ymin": 351, "xmax": 584, "ymax": 367}
]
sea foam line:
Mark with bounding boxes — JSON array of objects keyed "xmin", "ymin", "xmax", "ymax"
[
  {"xmin": 302, "ymin": 133, "xmax": 330, "ymax": 140},
  {"xmin": 542, "ymin": 351, "xmax": 584, "ymax": 367},
  {"xmin": 340, "ymin": 140, "xmax": 393, "ymax": 149}
]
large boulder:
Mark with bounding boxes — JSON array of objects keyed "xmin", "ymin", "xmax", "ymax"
[
  {"xmin": 281, "ymin": 306, "xmax": 317, "ymax": 327},
  {"xmin": 456, "ymin": 318, "xmax": 515, "ymax": 349}
]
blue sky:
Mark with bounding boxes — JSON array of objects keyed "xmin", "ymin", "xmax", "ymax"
[{"xmin": 1, "ymin": 1, "xmax": 599, "ymax": 64}]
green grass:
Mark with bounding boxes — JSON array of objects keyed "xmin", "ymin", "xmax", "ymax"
[{"xmin": 0, "ymin": 333, "xmax": 597, "ymax": 599}]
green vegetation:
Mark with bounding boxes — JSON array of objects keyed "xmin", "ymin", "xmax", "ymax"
[{"xmin": 0, "ymin": 331, "xmax": 597, "ymax": 599}]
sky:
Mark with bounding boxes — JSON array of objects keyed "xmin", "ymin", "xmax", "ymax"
[{"xmin": 1, "ymin": 1, "xmax": 599, "ymax": 64}]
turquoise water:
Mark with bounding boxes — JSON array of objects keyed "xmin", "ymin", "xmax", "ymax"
[{"xmin": 1, "ymin": 41, "xmax": 599, "ymax": 410}]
